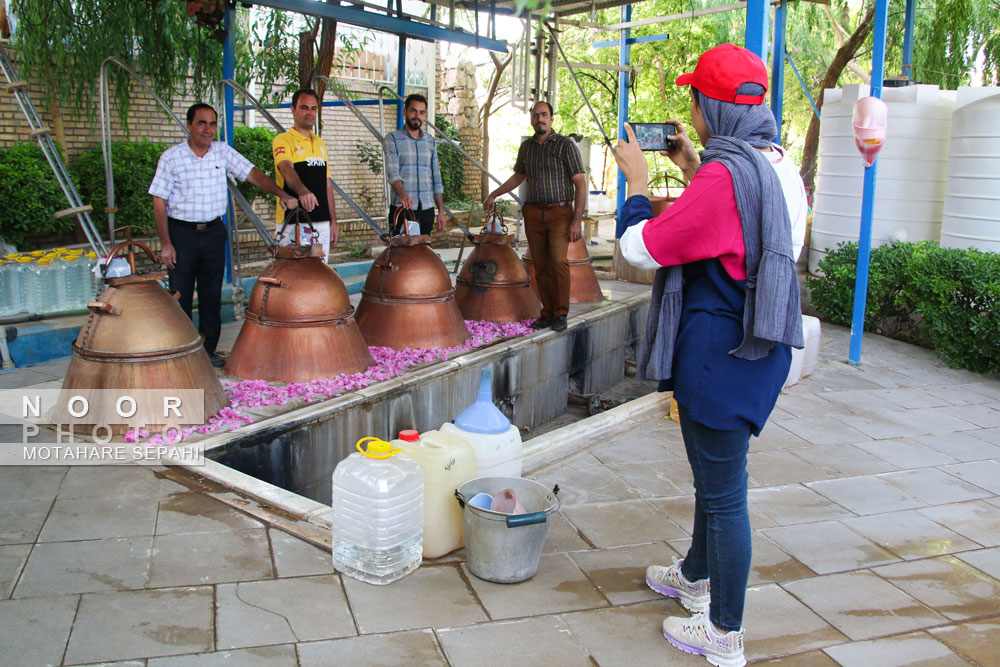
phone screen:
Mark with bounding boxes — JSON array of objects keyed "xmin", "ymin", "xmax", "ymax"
[{"xmin": 630, "ymin": 123, "xmax": 677, "ymax": 152}]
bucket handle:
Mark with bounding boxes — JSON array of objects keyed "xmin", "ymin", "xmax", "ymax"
[{"xmin": 505, "ymin": 511, "xmax": 547, "ymax": 527}]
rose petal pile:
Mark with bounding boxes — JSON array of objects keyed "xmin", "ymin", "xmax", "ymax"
[{"xmin": 127, "ymin": 319, "xmax": 535, "ymax": 446}]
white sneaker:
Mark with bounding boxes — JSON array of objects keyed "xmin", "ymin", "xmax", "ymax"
[
  {"xmin": 662, "ymin": 612, "xmax": 746, "ymax": 667},
  {"xmin": 645, "ymin": 557, "xmax": 710, "ymax": 613}
]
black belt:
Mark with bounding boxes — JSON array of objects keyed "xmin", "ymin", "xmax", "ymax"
[
  {"xmin": 169, "ymin": 216, "xmax": 222, "ymax": 231},
  {"xmin": 528, "ymin": 201, "xmax": 573, "ymax": 209}
]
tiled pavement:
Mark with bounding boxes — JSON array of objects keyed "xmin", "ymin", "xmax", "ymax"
[{"xmin": 2, "ymin": 324, "xmax": 1000, "ymax": 665}]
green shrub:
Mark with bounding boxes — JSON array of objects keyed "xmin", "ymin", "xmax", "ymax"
[
  {"xmin": 807, "ymin": 240, "xmax": 1000, "ymax": 374},
  {"xmin": 0, "ymin": 142, "xmax": 74, "ymax": 249},
  {"xmin": 806, "ymin": 241, "xmax": 922, "ymax": 339},
  {"xmin": 434, "ymin": 117, "xmax": 465, "ymax": 205},
  {"xmin": 899, "ymin": 244, "xmax": 1000, "ymax": 374},
  {"xmin": 70, "ymin": 140, "xmax": 167, "ymax": 235},
  {"xmin": 234, "ymin": 125, "xmax": 278, "ymax": 203}
]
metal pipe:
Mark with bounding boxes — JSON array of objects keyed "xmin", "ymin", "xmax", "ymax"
[
  {"xmin": 543, "ymin": 21, "xmax": 613, "ymax": 151},
  {"xmin": 770, "ymin": 0, "xmax": 787, "ymax": 144},
  {"xmin": 328, "ymin": 178, "xmax": 389, "ymax": 240},
  {"xmin": 849, "ymin": 0, "xmax": 891, "ymax": 366},
  {"xmin": 902, "ymin": 0, "xmax": 916, "ymax": 79},
  {"xmin": 615, "ymin": 4, "xmax": 631, "ymax": 238}
]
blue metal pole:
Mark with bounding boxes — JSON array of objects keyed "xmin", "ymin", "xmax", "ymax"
[
  {"xmin": 745, "ymin": 0, "xmax": 769, "ymax": 59},
  {"xmin": 902, "ymin": 0, "xmax": 916, "ymax": 79},
  {"xmin": 615, "ymin": 4, "xmax": 631, "ymax": 238},
  {"xmin": 396, "ymin": 36, "xmax": 406, "ymax": 130},
  {"xmin": 223, "ymin": 7, "xmax": 235, "ymax": 284},
  {"xmin": 770, "ymin": 0, "xmax": 787, "ymax": 144},
  {"xmin": 848, "ymin": 0, "xmax": 891, "ymax": 365},
  {"xmin": 787, "ymin": 51, "xmax": 821, "ymax": 119}
]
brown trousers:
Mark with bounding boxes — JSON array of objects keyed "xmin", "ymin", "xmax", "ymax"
[{"xmin": 523, "ymin": 203, "xmax": 571, "ymax": 319}]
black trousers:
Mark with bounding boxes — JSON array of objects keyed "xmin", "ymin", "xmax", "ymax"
[
  {"xmin": 389, "ymin": 206, "xmax": 436, "ymax": 236},
  {"xmin": 167, "ymin": 219, "xmax": 227, "ymax": 354}
]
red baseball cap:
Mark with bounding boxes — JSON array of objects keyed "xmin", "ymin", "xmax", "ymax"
[{"xmin": 675, "ymin": 43, "xmax": 768, "ymax": 105}]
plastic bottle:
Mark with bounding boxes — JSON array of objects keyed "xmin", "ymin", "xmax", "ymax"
[
  {"xmin": 393, "ymin": 428, "xmax": 477, "ymax": 558},
  {"xmin": 440, "ymin": 366, "xmax": 524, "ymax": 477},
  {"xmin": 26, "ymin": 258, "xmax": 57, "ymax": 315},
  {"xmin": 0, "ymin": 260, "xmax": 13, "ymax": 316},
  {"xmin": 55, "ymin": 255, "xmax": 78, "ymax": 311},
  {"xmin": 331, "ymin": 436, "xmax": 424, "ymax": 585}
]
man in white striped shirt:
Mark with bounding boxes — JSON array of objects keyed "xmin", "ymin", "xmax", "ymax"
[{"xmin": 150, "ymin": 103, "xmax": 296, "ymax": 367}]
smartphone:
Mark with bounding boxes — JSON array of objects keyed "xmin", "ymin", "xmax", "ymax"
[{"xmin": 630, "ymin": 123, "xmax": 678, "ymax": 152}]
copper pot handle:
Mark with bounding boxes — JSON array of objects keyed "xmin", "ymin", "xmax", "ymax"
[
  {"xmin": 392, "ymin": 206, "xmax": 417, "ymax": 236},
  {"xmin": 275, "ymin": 207, "xmax": 316, "ymax": 247},
  {"xmin": 258, "ymin": 276, "xmax": 288, "ymax": 288},
  {"xmin": 88, "ymin": 301, "xmax": 122, "ymax": 316},
  {"xmin": 485, "ymin": 210, "xmax": 508, "ymax": 235}
]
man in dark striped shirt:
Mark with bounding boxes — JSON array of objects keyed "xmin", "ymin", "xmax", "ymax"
[{"xmin": 484, "ymin": 101, "xmax": 586, "ymax": 332}]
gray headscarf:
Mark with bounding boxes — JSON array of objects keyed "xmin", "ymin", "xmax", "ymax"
[{"xmin": 637, "ymin": 85, "xmax": 803, "ymax": 382}]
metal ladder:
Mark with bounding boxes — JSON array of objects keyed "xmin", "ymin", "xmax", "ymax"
[{"xmin": 0, "ymin": 42, "xmax": 107, "ymax": 255}]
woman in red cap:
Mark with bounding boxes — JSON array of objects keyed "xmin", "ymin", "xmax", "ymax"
[{"xmin": 614, "ymin": 43, "xmax": 807, "ymax": 667}]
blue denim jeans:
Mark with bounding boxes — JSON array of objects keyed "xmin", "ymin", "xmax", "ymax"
[{"xmin": 676, "ymin": 402, "xmax": 752, "ymax": 632}]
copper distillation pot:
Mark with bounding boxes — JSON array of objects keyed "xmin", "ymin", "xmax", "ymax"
[
  {"xmin": 522, "ymin": 238, "xmax": 605, "ymax": 304},
  {"xmin": 61, "ymin": 234, "xmax": 229, "ymax": 430},
  {"xmin": 225, "ymin": 211, "xmax": 374, "ymax": 382},
  {"xmin": 354, "ymin": 209, "xmax": 469, "ymax": 350},
  {"xmin": 454, "ymin": 212, "xmax": 541, "ymax": 322}
]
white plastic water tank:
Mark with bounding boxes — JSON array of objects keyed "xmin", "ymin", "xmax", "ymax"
[
  {"xmin": 809, "ymin": 84, "xmax": 956, "ymax": 274},
  {"xmin": 939, "ymin": 87, "xmax": 1000, "ymax": 252}
]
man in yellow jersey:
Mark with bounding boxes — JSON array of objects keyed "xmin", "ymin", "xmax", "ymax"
[{"xmin": 272, "ymin": 89, "xmax": 338, "ymax": 259}]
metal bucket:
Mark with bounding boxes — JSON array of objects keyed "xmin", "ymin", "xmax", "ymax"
[{"xmin": 455, "ymin": 476, "xmax": 560, "ymax": 584}]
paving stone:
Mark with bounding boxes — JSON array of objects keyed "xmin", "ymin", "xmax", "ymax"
[
  {"xmin": 590, "ymin": 429, "xmax": 679, "ymax": 465},
  {"xmin": 296, "ymin": 629, "xmax": 447, "ymax": 666},
  {"xmin": 463, "ymin": 553, "xmax": 607, "ymax": 620},
  {"xmin": 968, "ymin": 426, "xmax": 1000, "ymax": 445},
  {"xmin": 781, "ymin": 571, "xmax": 946, "ymax": 641},
  {"xmin": 216, "ymin": 575, "xmax": 355, "ymax": 649},
  {"xmin": 872, "ymin": 556, "xmax": 1000, "ymax": 621},
  {"xmin": 155, "ymin": 492, "xmax": 263, "ymax": 535},
  {"xmin": 269, "ymin": 528, "xmax": 335, "ymax": 578},
  {"xmin": 967, "ymin": 381, "xmax": 1000, "ymax": 401},
  {"xmin": 843, "ymin": 510, "xmax": 981, "ymax": 560},
  {"xmin": 561, "ymin": 599, "xmax": 704, "ymax": 666},
  {"xmin": 13, "ymin": 536, "xmax": 152, "ymax": 597},
  {"xmin": 438, "ymin": 616, "xmax": 593, "ymax": 667},
  {"xmin": 934, "ymin": 384, "xmax": 1000, "ymax": 405},
  {"xmin": 342, "ymin": 563, "xmax": 486, "ymax": 633},
  {"xmin": 939, "ymin": 404, "xmax": 1000, "ymax": 428},
  {"xmin": 147, "ymin": 645, "xmax": 299, "ymax": 667},
  {"xmin": 878, "ymin": 467, "xmax": 992, "ymax": 506},
  {"xmin": 760, "ymin": 521, "xmax": 897, "ymax": 575},
  {"xmin": 749, "ymin": 533, "xmax": 816, "ymax": 585},
  {"xmin": 607, "ymin": 459, "xmax": 689, "ymax": 497},
  {"xmin": 64, "ymin": 587, "xmax": 213, "ymax": 664},
  {"xmin": 815, "ymin": 389, "xmax": 903, "ymax": 415},
  {"xmin": 790, "ymin": 444, "xmax": 898, "ymax": 477},
  {"xmin": 561, "ymin": 499, "xmax": 686, "ymax": 548},
  {"xmin": 876, "ymin": 387, "xmax": 955, "ymax": 409},
  {"xmin": 743, "ymin": 584, "xmax": 848, "ymax": 662},
  {"xmin": 0, "ymin": 465, "xmax": 66, "ymax": 502},
  {"xmin": 747, "ymin": 451, "xmax": 832, "ymax": 486},
  {"xmin": 749, "ymin": 421, "xmax": 811, "ymax": 451},
  {"xmin": 807, "ymin": 371, "xmax": 884, "ymax": 392},
  {"xmin": 927, "ymin": 618, "xmax": 1000, "ymax": 666},
  {"xmin": 854, "ymin": 438, "xmax": 959, "ymax": 468},
  {"xmin": 955, "ymin": 546, "xmax": 1000, "ymax": 580},
  {"xmin": 0, "ymin": 544, "xmax": 30, "ymax": 598},
  {"xmin": 748, "ymin": 485, "xmax": 855, "ymax": 526},
  {"xmin": 822, "ymin": 632, "xmax": 968, "ymax": 666},
  {"xmin": 940, "ymin": 460, "xmax": 1000, "ymax": 495},
  {"xmin": 807, "ymin": 476, "xmax": 925, "ymax": 515},
  {"xmin": 0, "ymin": 594, "xmax": 79, "ymax": 666},
  {"xmin": 755, "ymin": 651, "xmax": 840, "ymax": 665},
  {"xmin": 147, "ymin": 528, "xmax": 273, "ymax": 587},
  {"xmin": 543, "ymin": 512, "xmax": 592, "ymax": 553},
  {"xmin": 770, "ymin": 416, "xmax": 871, "ymax": 446},
  {"xmin": 530, "ymin": 455, "xmax": 641, "ymax": 506},
  {"xmin": 0, "ymin": 498, "xmax": 52, "ymax": 545},
  {"xmin": 919, "ymin": 500, "xmax": 1000, "ymax": 547},
  {"xmin": 37, "ymin": 495, "xmax": 158, "ymax": 542},
  {"xmin": 57, "ymin": 466, "xmax": 186, "ymax": 500},
  {"xmin": 911, "ymin": 431, "xmax": 1000, "ymax": 461},
  {"xmin": 568, "ymin": 541, "xmax": 681, "ymax": 605},
  {"xmin": 835, "ymin": 407, "xmax": 977, "ymax": 440}
]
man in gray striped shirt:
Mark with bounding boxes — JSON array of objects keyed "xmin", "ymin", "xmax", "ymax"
[
  {"xmin": 384, "ymin": 94, "xmax": 446, "ymax": 236},
  {"xmin": 484, "ymin": 101, "xmax": 586, "ymax": 332}
]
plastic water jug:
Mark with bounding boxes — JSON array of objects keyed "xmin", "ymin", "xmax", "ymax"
[
  {"xmin": 440, "ymin": 366, "xmax": 523, "ymax": 477},
  {"xmin": 0, "ymin": 259, "xmax": 23, "ymax": 316},
  {"xmin": 331, "ymin": 436, "xmax": 424, "ymax": 585},
  {"xmin": 393, "ymin": 428, "xmax": 477, "ymax": 558},
  {"xmin": 26, "ymin": 258, "xmax": 57, "ymax": 315}
]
